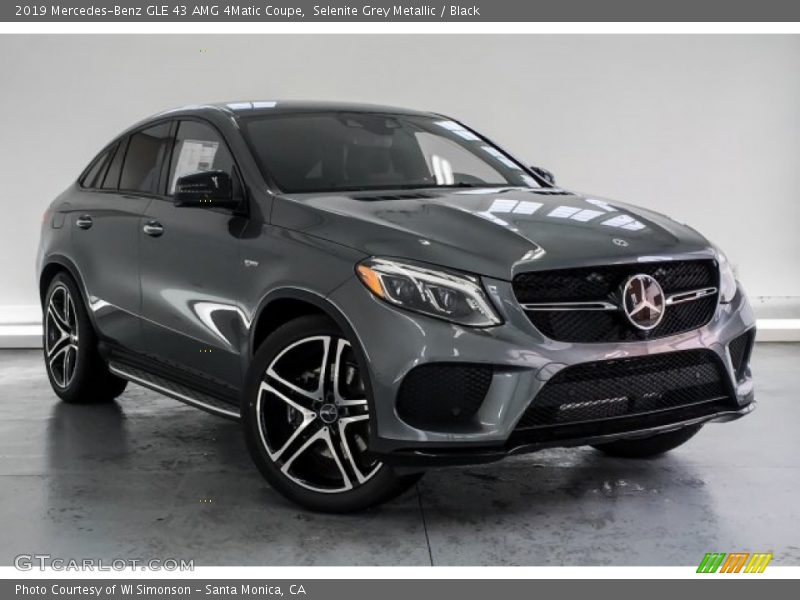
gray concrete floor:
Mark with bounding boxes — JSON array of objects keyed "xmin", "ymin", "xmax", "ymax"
[{"xmin": 1, "ymin": 344, "xmax": 798, "ymax": 566}]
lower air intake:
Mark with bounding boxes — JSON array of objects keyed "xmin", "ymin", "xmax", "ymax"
[
  {"xmin": 728, "ymin": 329, "xmax": 755, "ymax": 381},
  {"xmin": 517, "ymin": 349, "xmax": 734, "ymax": 430},
  {"xmin": 397, "ymin": 363, "xmax": 493, "ymax": 430}
]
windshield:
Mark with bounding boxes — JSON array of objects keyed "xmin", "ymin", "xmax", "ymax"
[{"xmin": 241, "ymin": 112, "xmax": 541, "ymax": 193}]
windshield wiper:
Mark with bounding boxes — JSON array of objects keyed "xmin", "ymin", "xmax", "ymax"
[
  {"xmin": 326, "ymin": 184, "xmax": 439, "ymax": 192},
  {"xmin": 430, "ymin": 183, "xmax": 506, "ymax": 189},
  {"xmin": 306, "ymin": 183, "xmax": 520, "ymax": 193}
]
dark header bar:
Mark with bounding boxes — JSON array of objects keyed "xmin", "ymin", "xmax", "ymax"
[
  {"xmin": 5, "ymin": 0, "xmax": 800, "ymax": 22},
  {"xmin": 2, "ymin": 579, "xmax": 793, "ymax": 600}
]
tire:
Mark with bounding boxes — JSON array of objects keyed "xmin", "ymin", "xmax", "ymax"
[
  {"xmin": 591, "ymin": 424, "xmax": 702, "ymax": 458},
  {"xmin": 242, "ymin": 314, "xmax": 421, "ymax": 512},
  {"xmin": 43, "ymin": 272, "xmax": 127, "ymax": 404}
]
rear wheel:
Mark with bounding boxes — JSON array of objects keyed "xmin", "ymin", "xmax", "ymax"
[
  {"xmin": 43, "ymin": 273, "xmax": 127, "ymax": 403},
  {"xmin": 242, "ymin": 315, "xmax": 421, "ymax": 512},
  {"xmin": 591, "ymin": 424, "xmax": 702, "ymax": 458}
]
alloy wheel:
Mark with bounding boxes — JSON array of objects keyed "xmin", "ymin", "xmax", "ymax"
[
  {"xmin": 45, "ymin": 284, "xmax": 79, "ymax": 389},
  {"xmin": 255, "ymin": 335, "xmax": 382, "ymax": 493}
]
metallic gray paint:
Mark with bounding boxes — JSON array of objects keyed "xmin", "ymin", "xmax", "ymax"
[{"xmin": 37, "ymin": 102, "xmax": 755, "ymax": 464}]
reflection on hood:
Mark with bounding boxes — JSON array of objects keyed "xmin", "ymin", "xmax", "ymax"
[{"xmin": 275, "ymin": 187, "xmax": 712, "ymax": 280}]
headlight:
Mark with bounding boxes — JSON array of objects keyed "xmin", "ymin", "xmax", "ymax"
[
  {"xmin": 716, "ymin": 247, "xmax": 738, "ymax": 303},
  {"xmin": 355, "ymin": 258, "xmax": 502, "ymax": 327}
]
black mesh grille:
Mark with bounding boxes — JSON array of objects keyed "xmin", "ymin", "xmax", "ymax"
[
  {"xmin": 516, "ymin": 350, "xmax": 733, "ymax": 431},
  {"xmin": 513, "ymin": 260, "xmax": 719, "ymax": 342},
  {"xmin": 728, "ymin": 330, "xmax": 755, "ymax": 381},
  {"xmin": 397, "ymin": 363, "xmax": 493, "ymax": 429}
]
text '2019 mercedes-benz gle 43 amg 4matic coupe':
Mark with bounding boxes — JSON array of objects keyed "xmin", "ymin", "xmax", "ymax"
[{"xmin": 38, "ymin": 102, "xmax": 756, "ymax": 512}]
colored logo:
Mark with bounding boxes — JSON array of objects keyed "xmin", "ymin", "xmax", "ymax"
[{"xmin": 697, "ymin": 552, "xmax": 773, "ymax": 573}]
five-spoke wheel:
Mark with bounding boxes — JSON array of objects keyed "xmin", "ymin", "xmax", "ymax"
[
  {"xmin": 43, "ymin": 272, "xmax": 127, "ymax": 403},
  {"xmin": 45, "ymin": 283, "xmax": 79, "ymax": 389},
  {"xmin": 243, "ymin": 315, "xmax": 421, "ymax": 512},
  {"xmin": 257, "ymin": 335, "xmax": 381, "ymax": 493}
]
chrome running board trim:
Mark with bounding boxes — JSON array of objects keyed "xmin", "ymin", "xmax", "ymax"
[{"xmin": 109, "ymin": 363, "xmax": 240, "ymax": 420}]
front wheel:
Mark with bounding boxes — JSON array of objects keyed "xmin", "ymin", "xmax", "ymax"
[
  {"xmin": 242, "ymin": 315, "xmax": 421, "ymax": 512},
  {"xmin": 591, "ymin": 424, "xmax": 702, "ymax": 458}
]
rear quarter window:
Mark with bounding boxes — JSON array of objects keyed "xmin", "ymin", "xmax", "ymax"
[
  {"xmin": 102, "ymin": 141, "xmax": 126, "ymax": 190},
  {"xmin": 80, "ymin": 144, "xmax": 116, "ymax": 189}
]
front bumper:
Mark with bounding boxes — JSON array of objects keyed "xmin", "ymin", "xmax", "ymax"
[
  {"xmin": 376, "ymin": 402, "xmax": 755, "ymax": 467},
  {"xmin": 328, "ymin": 276, "xmax": 756, "ymax": 467}
]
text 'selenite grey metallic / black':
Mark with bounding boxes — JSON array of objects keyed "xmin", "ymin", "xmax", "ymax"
[{"xmin": 36, "ymin": 101, "xmax": 756, "ymax": 512}]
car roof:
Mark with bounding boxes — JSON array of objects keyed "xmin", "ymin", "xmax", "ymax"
[
  {"xmin": 93, "ymin": 101, "xmax": 446, "ymax": 160},
  {"xmin": 151, "ymin": 100, "xmax": 437, "ymax": 121}
]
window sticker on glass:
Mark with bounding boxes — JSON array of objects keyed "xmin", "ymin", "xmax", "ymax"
[{"xmin": 170, "ymin": 139, "xmax": 219, "ymax": 193}]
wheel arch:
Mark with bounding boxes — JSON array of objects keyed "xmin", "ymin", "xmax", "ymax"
[
  {"xmin": 246, "ymin": 286, "xmax": 382, "ymax": 455},
  {"xmin": 39, "ymin": 255, "xmax": 87, "ymax": 307},
  {"xmin": 249, "ymin": 288, "xmax": 365, "ymax": 359},
  {"xmin": 38, "ymin": 255, "xmax": 106, "ymax": 336}
]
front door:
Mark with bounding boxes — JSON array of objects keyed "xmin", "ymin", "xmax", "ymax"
[{"xmin": 139, "ymin": 119, "xmax": 247, "ymax": 392}]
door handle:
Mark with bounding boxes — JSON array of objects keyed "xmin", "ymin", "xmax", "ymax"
[
  {"xmin": 75, "ymin": 215, "xmax": 93, "ymax": 229},
  {"xmin": 143, "ymin": 221, "xmax": 164, "ymax": 237}
]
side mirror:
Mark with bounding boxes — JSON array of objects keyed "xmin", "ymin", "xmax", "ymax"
[
  {"xmin": 529, "ymin": 165, "xmax": 556, "ymax": 186},
  {"xmin": 173, "ymin": 170, "xmax": 239, "ymax": 208}
]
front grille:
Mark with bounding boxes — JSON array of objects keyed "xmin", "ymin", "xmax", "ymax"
[
  {"xmin": 397, "ymin": 363, "xmax": 493, "ymax": 429},
  {"xmin": 516, "ymin": 350, "xmax": 734, "ymax": 432},
  {"xmin": 728, "ymin": 329, "xmax": 755, "ymax": 381},
  {"xmin": 513, "ymin": 260, "xmax": 719, "ymax": 342}
]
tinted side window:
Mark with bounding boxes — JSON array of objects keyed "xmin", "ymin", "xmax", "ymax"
[
  {"xmin": 119, "ymin": 123, "xmax": 172, "ymax": 194},
  {"xmin": 101, "ymin": 141, "xmax": 126, "ymax": 190},
  {"xmin": 168, "ymin": 120, "xmax": 235, "ymax": 195},
  {"xmin": 81, "ymin": 144, "xmax": 115, "ymax": 189}
]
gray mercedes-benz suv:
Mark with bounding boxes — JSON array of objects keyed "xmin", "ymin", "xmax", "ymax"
[{"xmin": 37, "ymin": 102, "xmax": 755, "ymax": 512}]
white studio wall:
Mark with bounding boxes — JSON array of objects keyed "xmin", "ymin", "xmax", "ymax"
[{"xmin": 1, "ymin": 35, "xmax": 798, "ymax": 318}]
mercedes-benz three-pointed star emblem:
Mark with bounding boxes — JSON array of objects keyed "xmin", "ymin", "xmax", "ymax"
[{"xmin": 622, "ymin": 274, "xmax": 665, "ymax": 330}]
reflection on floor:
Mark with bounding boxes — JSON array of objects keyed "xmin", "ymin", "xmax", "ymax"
[{"xmin": 0, "ymin": 345, "xmax": 798, "ymax": 566}]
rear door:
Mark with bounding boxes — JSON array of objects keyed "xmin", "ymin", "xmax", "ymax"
[
  {"xmin": 67, "ymin": 122, "xmax": 172, "ymax": 352},
  {"xmin": 139, "ymin": 118, "xmax": 247, "ymax": 392}
]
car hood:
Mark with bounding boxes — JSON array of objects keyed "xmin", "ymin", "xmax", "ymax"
[{"xmin": 272, "ymin": 187, "xmax": 715, "ymax": 281}]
